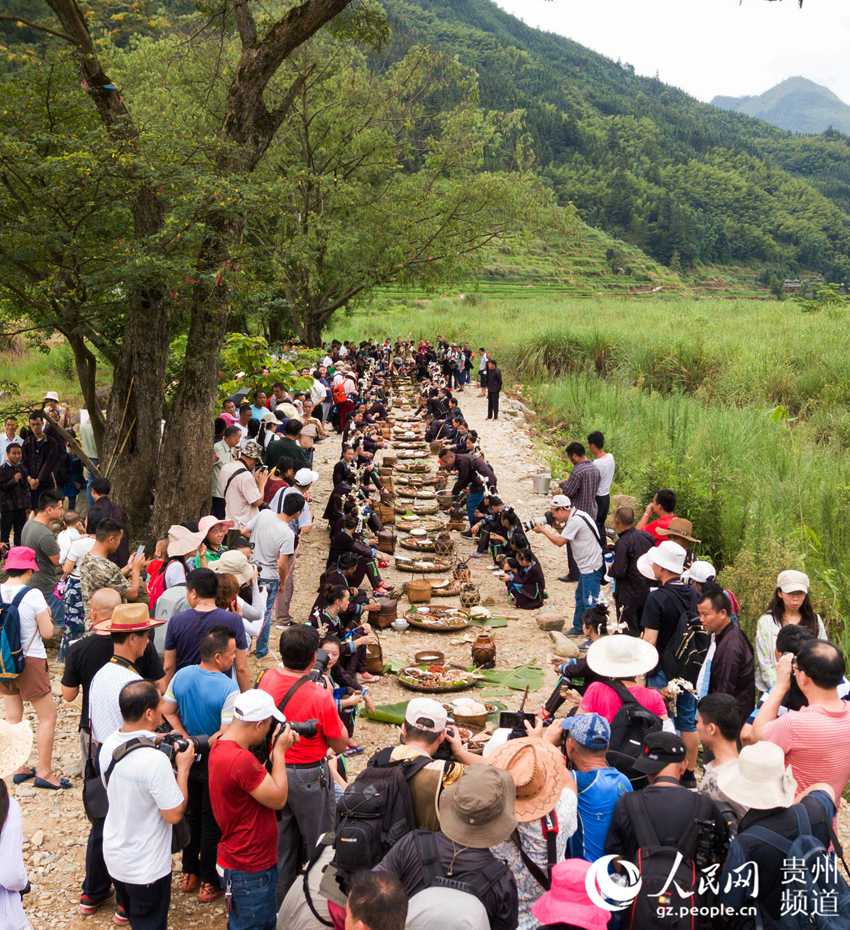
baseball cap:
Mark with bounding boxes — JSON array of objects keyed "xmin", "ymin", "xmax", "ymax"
[
  {"xmin": 294, "ymin": 468, "xmax": 319, "ymax": 487},
  {"xmin": 561, "ymin": 713, "xmax": 611, "ymax": 750},
  {"xmin": 777, "ymin": 569, "xmax": 809, "ymax": 595},
  {"xmin": 405, "ymin": 698, "xmax": 448, "ymax": 734},
  {"xmin": 232, "ymin": 689, "xmax": 286, "ymax": 724},
  {"xmin": 633, "ymin": 731, "xmax": 686, "ymax": 775},
  {"xmin": 682, "ymin": 560, "xmax": 716, "ymax": 584},
  {"xmin": 550, "ymin": 494, "xmax": 571, "ymax": 509}
]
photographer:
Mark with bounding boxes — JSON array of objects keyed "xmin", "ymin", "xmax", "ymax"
[
  {"xmin": 257, "ymin": 625, "xmax": 350, "ymax": 903},
  {"xmin": 530, "ymin": 495, "xmax": 604, "ymax": 635},
  {"xmin": 209, "ymin": 690, "xmax": 298, "ymax": 930},
  {"xmin": 162, "ymin": 627, "xmax": 239, "ymax": 903},
  {"xmin": 99, "ymin": 680, "xmax": 194, "ymax": 930}
]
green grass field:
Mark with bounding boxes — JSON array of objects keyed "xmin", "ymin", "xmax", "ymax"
[{"xmin": 331, "ymin": 292, "xmax": 850, "ymax": 651}]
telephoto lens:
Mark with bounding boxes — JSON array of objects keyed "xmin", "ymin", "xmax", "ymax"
[{"xmin": 288, "ymin": 719, "xmax": 319, "ymax": 739}]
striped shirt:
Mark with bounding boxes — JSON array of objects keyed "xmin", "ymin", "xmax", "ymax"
[{"xmin": 762, "ymin": 703, "xmax": 850, "ymax": 803}]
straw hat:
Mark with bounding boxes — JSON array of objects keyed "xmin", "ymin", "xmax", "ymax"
[
  {"xmin": 167, "ymin": 524, "xmax": 206, "ymax": 558},
  {"xmin": 716, "ymin": 742, "xmax": 797, "ymax": 811},
  {"xmin": 0, "ymin": 720, "xmax": 33, "ymax": 780},
  {"xmin": 656, "ymin": 518, "xmax": 700, "ymax": 545},
  {"xmin": 586, "ymin": 634, "xmax": 659, "ymax": 680},
  {"xmin": 531, "ymin": 859, "xmax": 611, "ymax": 930},
  {"xmin": 437, "ymin": 766, "xmax": 517, "ymax": 848},
  {"xmin": 208, "ymin": 549, "xmax": 254, "ymax": 587},
  {"xmin": 197, "ymin": 515, "xmax": 233, "ymax": 540},
  {"xmin": 99, "ymin": 603, "xmax": 164, "ymax": 633},
  {"xmin": 487, "ymin": 736, "xmax": 569, "ymax": 822}
]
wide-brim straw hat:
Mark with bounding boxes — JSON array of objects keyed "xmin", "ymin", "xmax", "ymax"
[
  {"xmin": 0, "ymin": 720, "xmax": 33, "ymax": 780},
  {"xmin": 437, "ymin": 766, "xmax": 517, "ymax": 848},
  {"xmin": 208, "ymin": 549, "xmax": 254, "ymax": 587},
  {"xmin": 656, "ymin": 518, "xmax": 700, "ymax": 544},
  {"xmin": 487, "ymin": 736, "xmax": 570, "ymax": 822},
  {"xmin": 167, "ymin": 524, "xmax": 206, "ymax": 558},
  {"xmin": 197, "ymin": 515, "xmax": 233, "ymax": 540},
  {"xmin": 99, "ymin": 602, "xmax": 164, "ymax": 633},
  {"xmin": 717, "ymin": 742, "xmax": 797, "ymax": 811},
  {"xmin": 586, "ymin": 634, "xmax": 659, "ymax": 680}
]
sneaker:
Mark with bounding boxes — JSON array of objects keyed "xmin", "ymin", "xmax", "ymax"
[
  {"xmin": 113, "ymin": 905, "xmax": 129, "ymax": 926},
  {"xmin": 469, "ymin": 551, "xmax": 488, "ymax": 559},
  {"xmin": 79, "ymin": 892, "xmax": 114, "ymax": 915},
  {"xmin": 681, "ymin": 770, "xmax": 698, "ymax": 790}
]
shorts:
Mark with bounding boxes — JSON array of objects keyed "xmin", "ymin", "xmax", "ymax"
[
  {"xmin": 478, "ymin": 372, "xmax": 487, "ymax": 388},
  {"xmin": 0, "ymin": 657, "xmax": 51, "ymax": 702},
  {"xmin": 647, "ymin": 669, "xmax": 697, "ymax": 733}
]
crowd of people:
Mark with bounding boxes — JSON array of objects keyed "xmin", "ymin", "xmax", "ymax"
[{"xmin": 0, "ymin": 337, "xmax": 849, "ymax": 930}]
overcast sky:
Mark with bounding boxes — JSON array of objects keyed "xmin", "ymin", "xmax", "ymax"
[{"xmin": 492, "ymin": 0, "xmax": 850, "ymax": 104}]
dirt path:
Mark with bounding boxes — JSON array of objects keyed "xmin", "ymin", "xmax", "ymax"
[{"xmin": 11, "ymin": 382, "xmax": 850, "ymax": 928}]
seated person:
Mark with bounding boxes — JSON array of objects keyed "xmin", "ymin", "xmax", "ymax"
[{"xmin": 504, "ymin": 547, "xmax": 545, "ymax": 609}]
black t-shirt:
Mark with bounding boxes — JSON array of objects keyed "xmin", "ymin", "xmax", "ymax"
[
  {"xmin": 641, "ymin": 581, "xmax": 698, "ymax": 671},
  {"xmin": 61, "ymin": 632, "xmax": 164, "ymax": 730}
]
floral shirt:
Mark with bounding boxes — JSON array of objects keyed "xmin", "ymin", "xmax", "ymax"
[
  {"xmin": 79, "ymin": 553, "xmax": 128, "ymax": 620},
  {"xmin": 492, "ymin": 788, "xmax": 577, "ymax": 930}
]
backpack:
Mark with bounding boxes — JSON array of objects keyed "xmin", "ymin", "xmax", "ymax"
[
  {"xmin": 604, "ymin": 679, "xmax": 663, "ymax": 789},
  {"xmin": 659, "ymin": 587, "xmax": 710, "ymax": 685},
  {"xmin": 332, "ymin": 748, "xmax": 431, "ymax": 888},
  {"xmin": 623, "ymin": 789, "xmax": 718, "ymax": 930},
  {"xmin": 0, "ymin": 587, "xmax": 32, "ymax": 679},
  {"xmin": 730, "ymin": 793, "xmax": 850, "ymax": 930},
  {"xmin": 146, "ymin": 563, "xmax": 168, "ymax": 611},
  {"xmin": 416, "ymin": 829, "xmax": 509, "ymax": 900}
]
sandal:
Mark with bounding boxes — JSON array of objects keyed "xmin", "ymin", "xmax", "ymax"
[
  {"xmin": 198, "ymin": 883, "xmax": 223, "ymax": 903},
  {"xmin": 179, "ymin": 874, "xmax": 200, "ymax": 894},
  {"xmin": 12, "ymin": 767, "xmax": 35, "ymax": 785},
  {"xmin": 34, "ymin": 775, "xmax": 72, "ymax": 790}
]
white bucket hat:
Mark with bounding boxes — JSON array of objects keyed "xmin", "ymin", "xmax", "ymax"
[
  {"xmin": 586, "ymin": 634, "xmax": 659, "ymax": 679},
  {"xmin": 637, "ymin": 540, "xmax": 687, "ymax": 580},
  {"xmin": 0, "ymin": 720, "xmax": 33, "ymax": 780},
  {"xmin": 682, "ymin": 560, "xmax": 716, "ymax": 584},
  {"xmin": 777, "ymin": 569, "xmax": 809, "ymax": 595},
  {"xmin": 716, "ymin": 742, "xmax": 797, "ymax": 811}
]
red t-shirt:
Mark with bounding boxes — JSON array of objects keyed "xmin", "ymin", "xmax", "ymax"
[
  {"xmin": 209, "ymin": 739, "xmax": 277, "ymax": 872},
  {"xmin": 259, "ymin": 669, "xmax": 347, "ymax": 764},
  {"xmin": 644, "ymin": 513, "xmax": 676, "ymax": 544},
  {"xmin": 580, "ymin": 681, "xmax": 668, "ymax": 724}
]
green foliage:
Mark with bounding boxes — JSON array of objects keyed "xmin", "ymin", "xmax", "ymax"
[
  {"xmin": 797, "ymin": 283, "xmax": 850, "ymax": 314},
  {"xmin": 215, "ymin": 334, "xmax": 311, "ymax": 405}
]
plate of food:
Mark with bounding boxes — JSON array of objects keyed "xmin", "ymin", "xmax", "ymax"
[
  {"xmin": 395, "ymin": 516, "xmax": 446, "ymax": 533},
  {"xmin": 394, "ymin": 556, "xmax": 453, "ymax": 573},
  {"xmin": 430, "ymin": 577, "xmax": 462, "ymax": 597},
  {"xmin": 404, "ymin": 606, "xmax": 470, "ymax": 631},
  {"xmin": 399, "ymin": 537, "xmax": 437, "ymax": 553},
  {"xmin": 397, "ymin": 664, "xmax": 478, "ymax": 693},
  {"xmin": 395, "ymin": 462, "xmax": 431, "ymax": 474}
]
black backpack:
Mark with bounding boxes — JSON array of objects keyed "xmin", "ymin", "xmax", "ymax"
[
  {"xmin": 332, "ymin": 748, "xmax": 431, "ymax": 888},
  {"xmin": 658, "ymin": 588, "xmax": 710, "ymax": 685},
  {"xmin": 604, "ymin": 679, "xmax": 663, "ymax": 789},
  {"xmin": 623, "ymin": 789, "xmax": 719, "ymax": 930}
]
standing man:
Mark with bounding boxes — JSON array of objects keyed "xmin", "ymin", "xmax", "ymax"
[
  {"xmin": 558, "ymin": 442, "xmax": 600, "ymax": 584},
  {"xmin": 212, "ymin": 425, "xmax": 242, "ymax": 520},
  {"xmin": 78, "ymin": 519, "xmax": 144, "ymax": 621},
  {"xmin": 21, "ymin": 410, "xmax": 63, "ymax": 510},
  {"xmin": 20, "ymin": 489, "xmax": 64, "ymax": 626},
  {"xmin": 438, "ymin": 448, "xmax": 497, "ymax": 531},
  {"xmin": 220, "ymin": 440, "xmax": 268, "ymax": 527},
  {"xmin": 209, "ymin": 690, "xmax": 298, "ymax": 930},
  {"xmin": 269, "ymin": 470, "xmax": 318, "ymax": 626},
  {"xmin": 258, "ymin": 625, "xmax": 350, "ymax": 903},
  {"xmin": 86, "ymin": 478, "xmax": 130, "ymax": 569},
  {"xmin": 477, "ymin": 347, "xmax": 488, "ymax": 397},
  {"xmin": 610, "ymin": 506, "xmax": 654, "ymax": 634},
  {"xmin": 587, "ymin": 431, "xmax": 615, "ymax": 542},
  {"xmin": 265, "ymin": 420, "xmax": 310, "ymax": 472},
  {"xmin": 0, "ymin": 415, "xmax": 20, "ymax": 461},
  {"xmin": 0, "ymin": 442, "xmax": 29, "ymax": 548},
  {"xmin": 99, "ymin": 680, "xmax": 192, "ymax": 930},
  {"xmin": 532, "ymin": 495, "xmax": 604, "ymax": 635},
  {"xmin": 485, "ymin": 358, "xmax": 502, "ymax": 420}
]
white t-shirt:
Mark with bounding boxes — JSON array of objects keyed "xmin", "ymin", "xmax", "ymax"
[
  {"xmin": 65, "ymin": 536, "xmax": 96, "ymax": 578},
  {"xmin": 247, "ymin": 511, "xmax": 296, "ymax": 581},
  {"xmin": 478, "ymin": 352, "xmax": 488, "ymax": 372},
  {"xmin": 0, "ymin": 582, "xmax": 48, "ymax": 659},
  {"xmin": 592, "ymin": 453, "xmax": 616, "ymax": 496},
  {"xmin": 89, "ymin": 662, "xmax": 141, "ymax": 743},
  {"xmin": 268, "ymin": 486, "xmax": 313, "ymax": 530},
  {"xmin": 561, "ymin": 510, "xmax": 603, "ymax": 574},
  {"xmin": 220, "ymin": 461, "xmax": 262, "ymax": 525},
  {"xmin": 99, "ymin": 729, "xmax": 183, "ymax": 885},
  {"xmin": 58, "ymin": 527, "xmax": 82, "ymax": 564}
]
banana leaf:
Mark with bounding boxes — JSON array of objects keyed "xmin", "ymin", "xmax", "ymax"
[
  {"xmin": 365, "ymin": 698, "xmax": 508, "ymax": 727},
  {"xmin": 472, "ymin": 665, "xmax": 544, "ymax": 692},
  {"xmin": 468, "ymin": 615, "xmax": 509, "ymax": 629}
]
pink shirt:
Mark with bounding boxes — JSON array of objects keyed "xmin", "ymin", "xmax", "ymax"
[
  {"xmin": 580, "ymin": 681, "xmax": 668, "ymax": 723},
  {"xmin": 762, "ymin": 703, "xmax": 850, "ymax": 803}
]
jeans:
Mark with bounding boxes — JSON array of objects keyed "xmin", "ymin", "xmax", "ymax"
[
  {"xmin": 487, "ymin": 392, "xmax": 499, "ymax": 419},
  {"xmin": 572, "ymin": 567, "xmax": 603, "ymax": 633},
  {"xmin": 466, "ymin": 490, "xmax": 485, "ymax": 529},
  {"xmin": 113, "ymin": 874, "xmax": 171, "ymax": 930},
  {"xmin": 255, "ymin": 578, "xmax": 279, "ymax": 659},
  {"xmin": 225, "ymin": 866, "xmax": 277, "ymax": 930}
]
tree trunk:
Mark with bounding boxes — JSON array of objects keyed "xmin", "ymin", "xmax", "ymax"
[{"xmin": 64, "ymin": 329, "xmax": 106, "ymax": 455}]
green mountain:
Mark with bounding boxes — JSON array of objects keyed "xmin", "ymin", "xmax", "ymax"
[
  {"xmin": 380, "ymin": 0, "xmax": 850, "ymax": 281},
  {"xmin": 713, "ymin": 77, "xmax": 850, "ymax": 136}
]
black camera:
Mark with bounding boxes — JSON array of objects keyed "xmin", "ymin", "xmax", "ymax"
[
  {"xmin": 309, "ymin": 648, "xmax": 331, "ymax": 683},
  {"xmin": 158, "ymin": 732, "xmax": 210, "ymax": 761},
  {"xmin": 499, "ymin": 711, "xmax": 538, "ymax": 741}
]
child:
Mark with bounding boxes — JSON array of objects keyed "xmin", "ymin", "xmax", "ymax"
[
  {"xmin": 57, "ymin": 511, "xmax": 83, "ymax": 564},
  {"xmin": 505, "ymin": 547, "xmax": 546, "ymax": 610}
]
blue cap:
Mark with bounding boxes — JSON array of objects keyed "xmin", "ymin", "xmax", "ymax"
[{"xmin": 561, "ymin": 713, "xmax": 611, "ymax": 750}]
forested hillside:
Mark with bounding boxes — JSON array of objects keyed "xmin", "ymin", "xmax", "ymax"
[{"xmin": 380, "ymin": 0, "xmax": 850, "ymax": 281}]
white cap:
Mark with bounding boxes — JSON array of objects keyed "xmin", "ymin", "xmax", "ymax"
[
  {"xmin": 294, "ymin": 468, "xmax": 319, "ymax": 487},
  {"xmin": 777, "ymin": 569, "xmax": 809, "ymax": 595},
  {"xmin": 43, "ymin": 391, "xmax": 59, "ymax": 402},
  {"xmin": 405, "ymin": 698, "xmax": 448, "ymax": 734},
  {"xmin": 682, "ymin": 560, "xmax": 716, "ymax": 584},
  {"xmin": 636, "ymin": 540, "xmax": 687, "ymax": 579},
  {"xmin": 232, "ymin": 689, "xmax": 286, "ymax": 724},
  {"xmin": 550, "ymin": 494, "xmax": 571, "ymax": 509}
]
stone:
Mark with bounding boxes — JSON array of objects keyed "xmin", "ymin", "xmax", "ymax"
[
  {"xmin": 482, "ymin": 596, "xmax": 497, "ymax": 607},
  {"xmin": 31, "ymin": 830, "xmax": 44, "ymax": 848},
  {"xmin": 536, "ymin": 611, "xmax": 565, "ymax": 632},
  {"xmin": 549, "ymin": 631, "xmax": 580, "ymax": 658}
]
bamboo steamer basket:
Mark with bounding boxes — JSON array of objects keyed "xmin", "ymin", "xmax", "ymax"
[
  {"xmin": 377, "ymin": 502, "xmax": 395, "ymax": 525},
  {"xmin": 406, "ymin": 578, "xmax": 433, "ymax": 603},
  {"xmin": 365, "ymin": 641, "xmax": 384, "ymax": 676},
  {"xmin": 373, "ymin": 598, "xmax": 398, "ymax": 630}
]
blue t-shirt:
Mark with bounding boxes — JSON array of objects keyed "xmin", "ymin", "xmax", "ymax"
[
  {"xmin": 164, "ymin": 608, "xmax": 247, "ymax": 671},
  {"xmin": 166, "ymin": 665, "xmax": 238, "ymax": 737},
  {"xmin": 568, "ymin": 767, "xmax": 633, "ymax": 862}
]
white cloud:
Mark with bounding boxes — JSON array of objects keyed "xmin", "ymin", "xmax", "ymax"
[{"xmin": 492, "ymin": 0, "xmax": 850, "ymax": 103}]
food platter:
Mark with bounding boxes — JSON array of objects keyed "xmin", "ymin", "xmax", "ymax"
[
  {"xmin": 399, "ymin": 536, "xmax": 437, "ymax": 553},
  {"xmin": 395, "ymin": 500, "xmax": 439, "ymax": 515},
  {"xmin": 397, "ymin": 665, "xmax": 478, "ymax": 693},
  {"xmin": 395, "ymin": 516, "xmax": 447, "ymax": 533},
  {"xmin": 396, "ymin": 488, "xmax": 437, "ymax": 500},
  {"xmin": 394, "ymin": 462, "xmax": 432, "ymax": 474},
  {"xmin": 430, "ymin": 578, "xmax": 462, "ymax": 597},
  {"xmin": 395, "ymin": 450, "xmax": 429, "ymax": 460},
  {"xmin": 404, "ymin": 606, "xmax": 470, "ymax": 631},
  {"xmin": 394, "ymin": 555, "xmax": 453, "ymax": 573}
]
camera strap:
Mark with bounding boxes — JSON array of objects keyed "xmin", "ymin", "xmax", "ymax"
[
  {"xmin": 103, "ymin": 737, "xmax": 158, "ymax": 786},
  {"xmin": 272, "ymin": 674, "xmax": 313, "ymax": 716}
]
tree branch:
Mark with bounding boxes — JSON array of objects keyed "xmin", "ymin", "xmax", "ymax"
[
  {"xmin": 0, "ymin": 14, "xmax": 77, "ymax": 43},
  {"xmin": 232, "ymin": 0, "xmax": 257, "ymax": 48}
]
